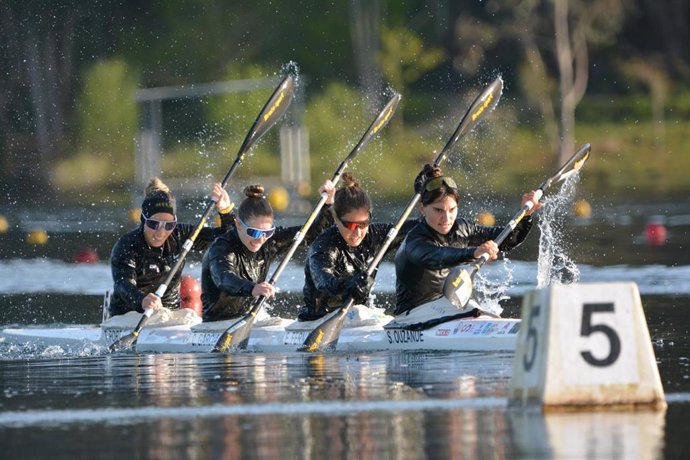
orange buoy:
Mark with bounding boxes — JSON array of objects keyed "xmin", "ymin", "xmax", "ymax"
[
  {"xmin": 26, "ymin": 229, "xmax": 48, "ymax": 245},
  {"xmin": 645, "ymin": 216, "xmax": 667, "ymax": 247},
  {"xmin": 128, "ymin": 207, "xmax": 142, "ymax": 224},
  {"xmin": 573, "ymin": 199, "xmax": 592, "ymax": 218},
  {"xmin": 73, "ymin": 247, "xmax": 100, "ymax": 264},
  {"xmin": 476, "ymin": 210, "xmax": 496, "ymax": 226},
  {"xmin": 180, "ymin": 275, "xmax": 202, "ymax": 315},
  {"xmin": 0, "ymin": 214, "xmax": 9, "ymax": 233}
]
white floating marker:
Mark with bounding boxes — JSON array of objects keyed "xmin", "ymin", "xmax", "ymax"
[{"xmin": 509, "ymin": 282, "xmax": 666, "ymax": 410}]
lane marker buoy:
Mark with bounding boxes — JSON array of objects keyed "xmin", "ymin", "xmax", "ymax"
[{"xmin": 509, "ymin": 282, "xmax": 666, "ymax": 410}]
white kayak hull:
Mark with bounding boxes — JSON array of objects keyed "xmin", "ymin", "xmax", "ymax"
[{"xmin": 0, "ymin": 316, "xmax": 520, "ymax": 353}]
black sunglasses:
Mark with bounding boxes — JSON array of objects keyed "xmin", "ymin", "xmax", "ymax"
[{"xmin": 143, "ymin": 215, "xmax": 177, "ymax": 231}]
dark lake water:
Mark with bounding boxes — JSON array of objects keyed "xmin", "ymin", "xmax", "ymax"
[{"xmin": 1, "ymin": 201, "xmax": 689, "ymax": 459}]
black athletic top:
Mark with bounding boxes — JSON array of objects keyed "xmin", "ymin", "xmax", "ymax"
[
  {"xmin": 201, "ymin": 206, "xmax": 333, "ymax": 321},
  {"xmin": 109, "ymin": 213, "xmax": 233, "ymax": 316},
  {"xmin": 394, "ymin": 216, "xmax": 532, "ymax": 315},
  {"xmin": 299, "ymin": 220, "xmax": 418, "ymax": 321}
]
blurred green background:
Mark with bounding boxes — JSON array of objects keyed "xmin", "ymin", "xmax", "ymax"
[{"xmin": 1, "ymin": 0, "xmax": 689, "ymax": 212}]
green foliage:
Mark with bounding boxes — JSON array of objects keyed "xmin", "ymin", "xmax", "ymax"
[
  {"xmin": 77, "ymin": 58, "xmax": 138, "ymax": 157},
  {"xmin": 304, "ymin": 82, "xmax": 366, "ymax": 165},
  {"xmin": 377, "ymin": 26, "xmax": 446, "ymax": 93},
  {"xmin": 54, "ymin": 58, "xmax": 138, "ymax": 193},
  {"xmin": 197, "ymin": 63, "xmax": 284, "ymax": 180}
]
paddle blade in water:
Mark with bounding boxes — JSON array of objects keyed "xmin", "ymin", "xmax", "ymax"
[
  {"xmin": 109, "ymin": 333, "xmax": 137, "ymax": 352},
  {"xmin": 443, "ymin": 265, "xmax": 474, "ymax": 308},
  {"xmin": 298, "ymin": 305, "xmax": 351, "ymax": 353}
]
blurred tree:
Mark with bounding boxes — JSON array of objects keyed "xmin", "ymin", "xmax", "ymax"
[
  {"xmin": 349, "ymin": 0, "xmax": 385, "ymax": 109},
  {"xmin": 449, "ymin": 0, "xmax": 625, "ymax": 165},
  {"xmin": 53, "ymin": 58, "xmax": 139, "ymax": 192},
  {"xmin": 377, "ymin": 25, "xmax": 445, "ymax": 130},
  {"xmin": 619, "ymin": 57, "xmax": 670, "ymax": 154}
]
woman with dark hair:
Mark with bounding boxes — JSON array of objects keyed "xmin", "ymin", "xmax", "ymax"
[
  {"xmin": 201, "ymin": 181, "xmax": 335, "ymax": 322},
  {"xmin": 109, "ymin": 178, "xmax": 233, "ymax": 317},
  {"xmin": 393, "ymin": 164, "xmax": 542, "ymax": 325},
  {"xmin": 298, "ymin": 172, "xmax": 417, "ymax": 322}
]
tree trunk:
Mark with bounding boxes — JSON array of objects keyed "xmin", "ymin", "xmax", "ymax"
[{"xmin": 554, "ymin": 0, "xmax": 588, "ymax": 166}]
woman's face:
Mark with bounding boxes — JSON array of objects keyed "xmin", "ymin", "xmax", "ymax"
[
  {"xmin": 142, "ymin": 212, "xmax": 176, "ymax": 248},
  {"xmin": 421, "ymin": 195, "xmax": 458, "ymax": 235},
  {"xmin": 236, "ymin": 214, "xmax": 275, "ymax": 252},
  {"xmin": 336, "ymin": 207, "xmax": 370, "ymax": 247}
]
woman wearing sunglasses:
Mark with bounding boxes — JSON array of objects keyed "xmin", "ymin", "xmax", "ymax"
[
  {"xmin": 201, "ymin": 181, "xmax": 336, "ymax": 322},
  {"xmin": 298, "ymin": 172, "xmax": 417, "ymax": 322},
  {"xmin": 109, "ymin": 177, "xmax": 233, "ymax": 317},
  {"xmin": 393, "ymin": 164, "xmax": 542, "ymax": 324}
]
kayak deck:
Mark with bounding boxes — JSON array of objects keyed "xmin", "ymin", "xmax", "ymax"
[{"xmin": 0, "ymin": 316, "xmax": 520, "ymax": 353}]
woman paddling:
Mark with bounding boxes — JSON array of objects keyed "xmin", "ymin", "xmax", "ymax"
[
  {"xmin": 201, "ymin": 180, "xmax": 336, "ymax": 322},
  {"xmin": 393, "ymin": 164, "xmax": 542, "ymax": 326},
  {"xmin": 109, "ymin": 177, "xmax": 233, "ymax": 317},
  {"xmin": 298, "ymin": 173, "xmax": 417, "ymax": 322}
]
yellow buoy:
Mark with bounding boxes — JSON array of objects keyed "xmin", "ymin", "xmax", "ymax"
[
  {"xmin": 27, "ymin": 229, "xmax": 49, "ymax": 245},
  {"xmin": 0, "ymin": 215, "xmax": 9, "ymax": 234},
  {"xmin": 476, "ymin": 210, "xmax": 496, "ymax": 226},
  {"xmin": 267, "ymin": 186, "xmax": 290, "ymax": 212},
  {"xmin": 573, "ymin": 199, "xmax": 592, "ymax": 218},
  {"xmin": 128, "ymin": 207, "xmax": 142, "ymax": 223},
  {"xmin": 296, "ymin": 180, "xmax": 311, "ymax": 197}
]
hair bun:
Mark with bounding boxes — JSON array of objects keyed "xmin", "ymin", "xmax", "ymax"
[
  {"xmin": 422, "ymin": 164, "xmax": 442, "ymax": 180},
  {"xmin": 144, "ymin": 177, "xmax": 171, "ymax": 196},
  {"xmin": 244, "ymin": 184, "xmax": 265, "ymax": 199},
  {"xmin": 340, "ymin": 172, "xmax": 358, "ymax": 189}
]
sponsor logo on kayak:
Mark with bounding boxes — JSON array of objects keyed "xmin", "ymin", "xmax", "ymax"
[
  {"xmin": 436, "ymin": 329, "xmax": 450, "ymax": 336},
  {"xmin": 191, "ymin": 332, "xmax": 222, "ymax": 347},
  {"xmin": 103, "ymin": 329, "xmax": 128, "ymax": 343},
  {"xmin": 387, "ymin": 329, "xmax": 424, "ymax": 344},
  {"xmin": 284, "ymin": 331, "xmax": 309, "ymax": 345}
]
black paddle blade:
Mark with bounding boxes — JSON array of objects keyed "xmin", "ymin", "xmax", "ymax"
[
  {"xmin": 344, "ymin": 93, "xmax": 401, "ymax": 163},
  {"xmin": 542, "ymin": 143, "xmax": 592, "ymax": 190},
  {"xmin": 298, "ymin": 305, "xmax": 349, "ymax": 352},
  {"xmin": 443, "ymin": 264, "xmax": 475, "ymax": 308},
  {"xmin": 108, "ymin": 332, "xmax": 138, "ymax": 352},
  {"xmin": 108, "ymin": 311, "xmax": 150, "ymax": 351},
  {"xmin": 436, "ymin": 76, "xmax": 503, "ymax": 164},
  {"xmin": 236, "ymin": 74, "xmax": 296, "ymax": 157},
  {"xmin": 211, "ymin": 308, "xmax": 260, "ymax": 352}
]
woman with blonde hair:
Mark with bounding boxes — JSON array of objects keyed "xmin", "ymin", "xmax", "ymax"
[{"xmin": 109, "ymin": 178, "xmax": 233, "ymax": 317}]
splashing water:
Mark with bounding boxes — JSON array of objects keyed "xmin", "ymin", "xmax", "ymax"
[
  {"xmin": 536, "ymin": 174, "xmax": 582, "ymax": 288},
  {"xmin": 473, "ymin": 257, "xmax": 516, "ymax": 314}
]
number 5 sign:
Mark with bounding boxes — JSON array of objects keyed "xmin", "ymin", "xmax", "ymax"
[{"xmin": 509, "ymin": 282, "xmax": 666, "ymax": 409}]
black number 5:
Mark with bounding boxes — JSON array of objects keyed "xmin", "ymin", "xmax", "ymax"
[
  {"xmin": 523, "ymin": 305, "xmax": 540, "ymax": 371},
  {"xmin": 580, "ymin": 303, "xmax": 621, "ymax": 367}
]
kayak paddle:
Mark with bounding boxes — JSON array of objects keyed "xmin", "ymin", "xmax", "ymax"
[
  {"xmin": 299, "ymin": 76, "xmax": 505, "ymax": 352},
  {"xmin": 212, "ymin": 92, "xmax": 402, "ymax": 352},
  {"xmin": 109, "ymin": 74, "xmax": 296, "ymax": 352},
  {"xmin": 443, "ymin": 143, "xmax": 592, "ymax": 311}
]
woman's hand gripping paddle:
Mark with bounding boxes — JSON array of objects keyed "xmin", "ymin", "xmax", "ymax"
[
  {"xmin": 211, "ymin": 93, "xmax": 402, "ymax": 352},
  {"xmin": 299, "ymin": 77, "xmax": 505, "ymax": 353},
  {"xmin": 443, "ymin": 143, "xmax": 592, "ymax": 313},
  {"xmin": 109, "ymin": 74, "xmax": 296, "ymax": 352}
]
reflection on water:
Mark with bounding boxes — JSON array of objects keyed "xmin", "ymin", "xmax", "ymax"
[
  {"xmin": 1, "ymin": 202, "xmax": 689, "ymax": 458},
  {"xmin": 0, "ymin": 348, "xmax": 684, "ymax": 459}
]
